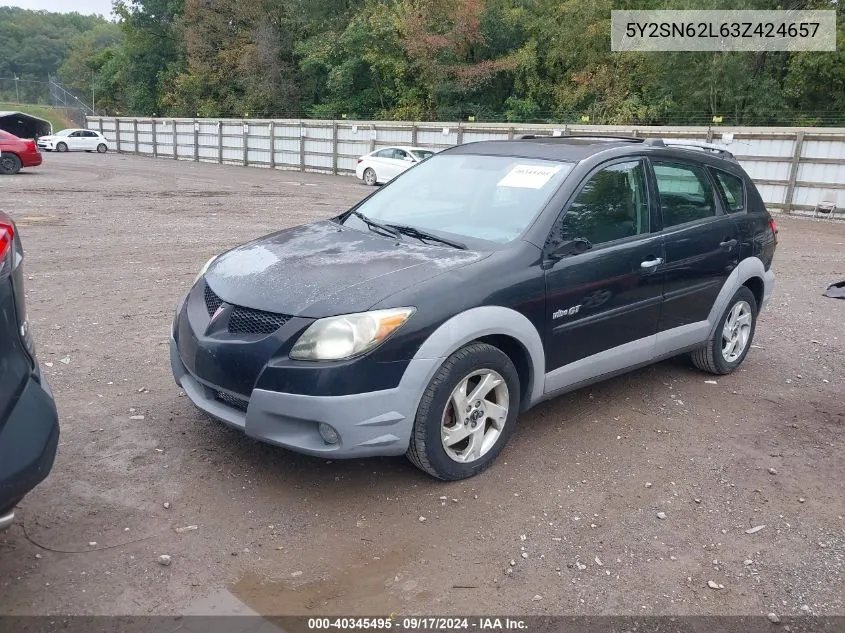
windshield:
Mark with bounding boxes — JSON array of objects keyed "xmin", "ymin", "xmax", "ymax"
[
  {"xmin": 345, "ymin": 154, "xmax": 573, "ymax": 245},
  {"xmin": 411, "ymin": 149, "xmax": 435, "ymax": 160}
]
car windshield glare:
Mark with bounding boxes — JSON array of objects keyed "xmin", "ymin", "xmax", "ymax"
[{"xmin": 348, "ymin": 154, "xmax": 574, "ymax": 245}]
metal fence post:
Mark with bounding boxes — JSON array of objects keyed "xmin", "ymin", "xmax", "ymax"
[
  {"xmin": 508, "ymin": 127, "xmax": 514, "ymax": 140},
  {"xmin": 269, "ymin": 121, "xmax": 276, "ymax": 169},
  {"xmin": 369, "ymin": 125, "xmax": 376, "ymax": 153},
  {"xmin": 152, "ymin": 119, "xmax": 158, "ymax": 158},
  {"xmin": 98, "ymin": 118, "xmax": 104, "ymax": 135},
  {"xmin": 193, "ymin": 120, "xmax": 199, "ymax": 162},
  {"xmin": 332, "ymin": 121, "xmax": 338, "ymax": 175},
  {"xmin": 133, "ymin": 119, "xmax": 139, "ymax": 153},
  {"xmin": 299, "ymin": 124, "xmax": 306, "ymax": 172},
  {"xmin": 172, "ymin": 119, "xmax": 178, "ymax": 159},
  {"xmin": 242, "ymin": 120, "xmax": 249, "ymax": 166},
  {"xmin": 411, "ymin": 124, "xmax": 418, "ymax": 146},
  {"xmin": 217, "ymin": 121, "xmax": 223, "ymax": 164},
  {"xmin": 456, "ymin": 123, "xmax": 464, "ymax": 145},
  {"xmin": 115, "ymin": 118, "xmax": 121, "ymax": 153},
  {"xmin": 783, "ymin": 130, "xmax": 805, "ymax": 214}
]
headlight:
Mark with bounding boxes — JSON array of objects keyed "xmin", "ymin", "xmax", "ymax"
[
  {"xmin": 193, "ymin": 255, "xmax": 218, "ymax": 285},
  {"xmin": 290, "ymin": 307, "xmax": 415, "ymax": 361}
]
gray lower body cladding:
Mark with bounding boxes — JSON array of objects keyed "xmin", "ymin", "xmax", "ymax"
[{"xmin": 171, "ymin": 336, "xmax": 436, "ymax": 458}]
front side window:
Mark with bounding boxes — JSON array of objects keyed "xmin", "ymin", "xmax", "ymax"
[
  {"xmin": 557, "ymin": 160, "xmax": 649, "ymax": 246},
  {"xmin": 713, "ymin": 170, "xmax": 745, "ymax": 213},
  {"xmin": 653, "ymin": 162, "xmax": 717, "ymax": 227},
  {"xmin": 344, "ymin": 154, "xmax": 574, "ymax": 245}
]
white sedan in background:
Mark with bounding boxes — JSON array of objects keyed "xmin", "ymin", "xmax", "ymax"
[
  {"xmin": 37, "ymin": 129, "xmax": 110, "ymax": 153},
  {"xmin": 355, "ymin": 146, "xmax": 435, "ymax": 185}
]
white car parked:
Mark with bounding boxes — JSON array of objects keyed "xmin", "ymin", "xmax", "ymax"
[
  {"xmin": 355, "ymin": 146, "xmax": 435, "ymax": 185},
  {"xmin": 37, "ymin": 129, "xmax": 109, "ymax": 153}
]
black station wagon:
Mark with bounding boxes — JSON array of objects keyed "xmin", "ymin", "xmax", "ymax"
[{"xmin": 171, "ymin": 135, "xmax": 777, "ymax": 480}]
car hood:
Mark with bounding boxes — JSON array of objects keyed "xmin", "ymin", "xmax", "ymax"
[{"xmin": 203, "ymin": 220, "xmax": 487, "ymax": 317}]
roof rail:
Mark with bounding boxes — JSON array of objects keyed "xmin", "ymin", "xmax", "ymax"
[
  {"xmin": 657, "ymin": 140, "xmax": 736, "ymax": 160},
  {"xmin": 518, "ymin": 133, "xmax": 644, "ymax": 143}
]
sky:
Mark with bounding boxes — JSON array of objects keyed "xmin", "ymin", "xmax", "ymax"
[{"xmin": 3, "ymin": 0, "xmax": 115, "ymax": 17}]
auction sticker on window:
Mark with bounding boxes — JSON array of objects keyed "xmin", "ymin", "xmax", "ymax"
[{"xmin": 498, "ymin": 164, "xmax": 562, "ymax": 189}]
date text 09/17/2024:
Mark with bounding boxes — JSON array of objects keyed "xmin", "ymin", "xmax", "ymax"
[{"xmin": 306, "ymin": 617, "xmax": 528, "ymax": 630}]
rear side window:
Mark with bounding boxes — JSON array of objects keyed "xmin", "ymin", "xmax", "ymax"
[
  {"xmin": 713, "ymin": 170, "xmax": 745, "ymax": 213},
  {"xmin": 374, "ymin": 149, "xmax": 394, "ymax": 158},
  {"xmin": 653, "ymin": 163, "xmax": 716, "ymax": 227}
]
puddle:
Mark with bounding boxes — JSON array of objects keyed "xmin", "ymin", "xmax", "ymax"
[{"xmin": 231, "ymin": 546, "xmax": 425, "ymax": 619}]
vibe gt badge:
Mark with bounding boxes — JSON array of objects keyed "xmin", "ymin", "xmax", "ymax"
[{"xmin": 553, "ymin": 304, "xmax": 581, "ymax": 319}]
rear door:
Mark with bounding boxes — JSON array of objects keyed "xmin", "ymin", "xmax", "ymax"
[
  {"xmin": 544, "ymin": 158, "xmax": 665, "ymax": 384},
  {"xmin": 370, "ymin": 148, "xmax": 398, "ymax": 180},
  {"xmin": 83, "ymin": 130, "xmax": 100, "ymax": 149},
  {"xmin": 651, "ymin": 160, "xmax": 740, "ymax": 331}
]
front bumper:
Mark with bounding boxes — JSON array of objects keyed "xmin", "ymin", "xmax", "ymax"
[
  {"xmin": 171, "ymin": 336, "xmax": 437, "ymax": 458},
  {"xmin": 0, "ymin": 370, "xmax": 60, "ymax": 526}
]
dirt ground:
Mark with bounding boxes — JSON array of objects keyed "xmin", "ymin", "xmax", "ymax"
[{"xmin": 0, "ymin": 152, "xmax": 842, "ymax": 618}]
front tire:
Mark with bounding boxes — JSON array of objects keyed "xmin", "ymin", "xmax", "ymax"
[
  {"xmin": 0, "ymin": 153, "xmax": 22, "ymax": 175},
  {"xmin": 97, "ymin": 143, "xmax": 107, "ymax": 153},
  {"xmin": 691, "ymin": 286, "xmax": 757, "ymax": 375},
  {"xmin": 363, "ymin": 167, "xmax": 377, "ymax": 186},
  {"xmin": 56, "ymin": 142, "xmax": 68, "ymax": 152},
  {"xmin": 407, "ymin": 342, "xmax": 520, "ymax": 480}
]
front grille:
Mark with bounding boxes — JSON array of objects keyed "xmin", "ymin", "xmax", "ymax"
[
  {"xmin": 215, "ymin": 390, "xmax": 249, "ymax": 412},
  {"xmin": 228, "ymin": 306, "xmax": 291, "ymax": 335},
  {"xmin": 204, "ymin": 283, "xmax": 223, "ymax": 316}
]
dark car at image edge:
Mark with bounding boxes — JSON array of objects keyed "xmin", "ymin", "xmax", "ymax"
[
  {"xmin": 171, "ymin": 135, "xmax": 776, "ymax": 480},
  {"xmin": 0, "ymin": 212, "xmax": 59, "ymax": 530}
]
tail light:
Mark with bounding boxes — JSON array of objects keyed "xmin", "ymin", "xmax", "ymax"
[
  {"xmin": 26, "ymin": 140, "xmax": 38, "ymax": 152},
  {"xmin": 0, "ymin": 220, "xmax": 14, "ymax": 275},
  {"xmin": 769, "ymin": 217, "xmax": 778, "ymax": 245}
]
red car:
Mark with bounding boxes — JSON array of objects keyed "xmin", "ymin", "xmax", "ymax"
[{"xmin": 0, "ymin": 129, "xmax": 42, "ymax": 175}]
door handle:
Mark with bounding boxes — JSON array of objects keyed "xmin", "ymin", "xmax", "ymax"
[
  {"xmin": 720, "ymin": 238, "xmax": 738, "ymax": 249},
  {"xmin": 640, "ymin": 257, "xmax": 664, "ymax": 269}
]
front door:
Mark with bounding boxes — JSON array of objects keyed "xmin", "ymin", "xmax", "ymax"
[
  {"xmin": 544, "ymin": 158, "xmax": 664, "ymax": 391},
  {"xmin": 650, "ymin": 161, "xmax": 740, "ymax": 331}
]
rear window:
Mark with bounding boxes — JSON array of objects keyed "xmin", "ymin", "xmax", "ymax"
[{"xmin": 713, "ymin": 170, "xmax": 745, "ymax": 213}]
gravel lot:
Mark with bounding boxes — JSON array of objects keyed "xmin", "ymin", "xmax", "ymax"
[{"xmin": 0, "ymin": 152, "xmax": 843, "ymax": 618}]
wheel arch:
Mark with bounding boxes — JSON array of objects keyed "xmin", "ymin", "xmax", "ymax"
[
  {"xmin": 706, "ymin": 257, "xmax": 769, "ymax": 340},
  {"xmin": 411, "ymin": 306, "xmax": 545, "ymax": 408}
]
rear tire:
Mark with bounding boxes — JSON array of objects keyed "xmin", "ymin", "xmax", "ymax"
[
  {"xmin": 407, "ymin": 342, "xmax": 520, "ymax": 480},
  {"xmin": 56, "ymin": 142, "xmax": 68, "ymax": 152},
  {"xmin": 691, "ymin": 286, "xmax": 757, "ymax": 375},
  {"xmin": 97, "ymin": 143, "xmax": 107, "ymax": 153},
  {"xmin": 0, "ymin": 153, "xmax": 22, "ymax": 175},
  {"xmin": 363, "ymin": 167, "xmax": 377, "ymax": 186}
]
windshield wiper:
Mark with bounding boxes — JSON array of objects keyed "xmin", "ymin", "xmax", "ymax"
[
  {"xmin": 387, "ymin": 224, "xmax": 467, "ymax": 250},
  {"xmin": 347, "ymin": 210, "xmax": 401, "ymax": 239}
]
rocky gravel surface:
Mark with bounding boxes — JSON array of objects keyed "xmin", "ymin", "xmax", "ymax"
[{"xmin": 0, "ymin": 153, "xmax": 842, "ymax": 617}]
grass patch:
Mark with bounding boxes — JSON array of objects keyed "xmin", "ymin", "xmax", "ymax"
[{"xmin": 0, "ymin": 102, "xmax": 75, "ymax": 132}]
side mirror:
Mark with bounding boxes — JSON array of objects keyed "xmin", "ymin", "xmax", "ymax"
[{"xmin": 548, "ymin": 237, "xmax": 593, "ymax": 260}]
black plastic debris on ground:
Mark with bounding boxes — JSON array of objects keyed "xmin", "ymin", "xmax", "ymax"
[{"xmin": 824, "ymin": 280, "xmax": 845, "ymax": 299}]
